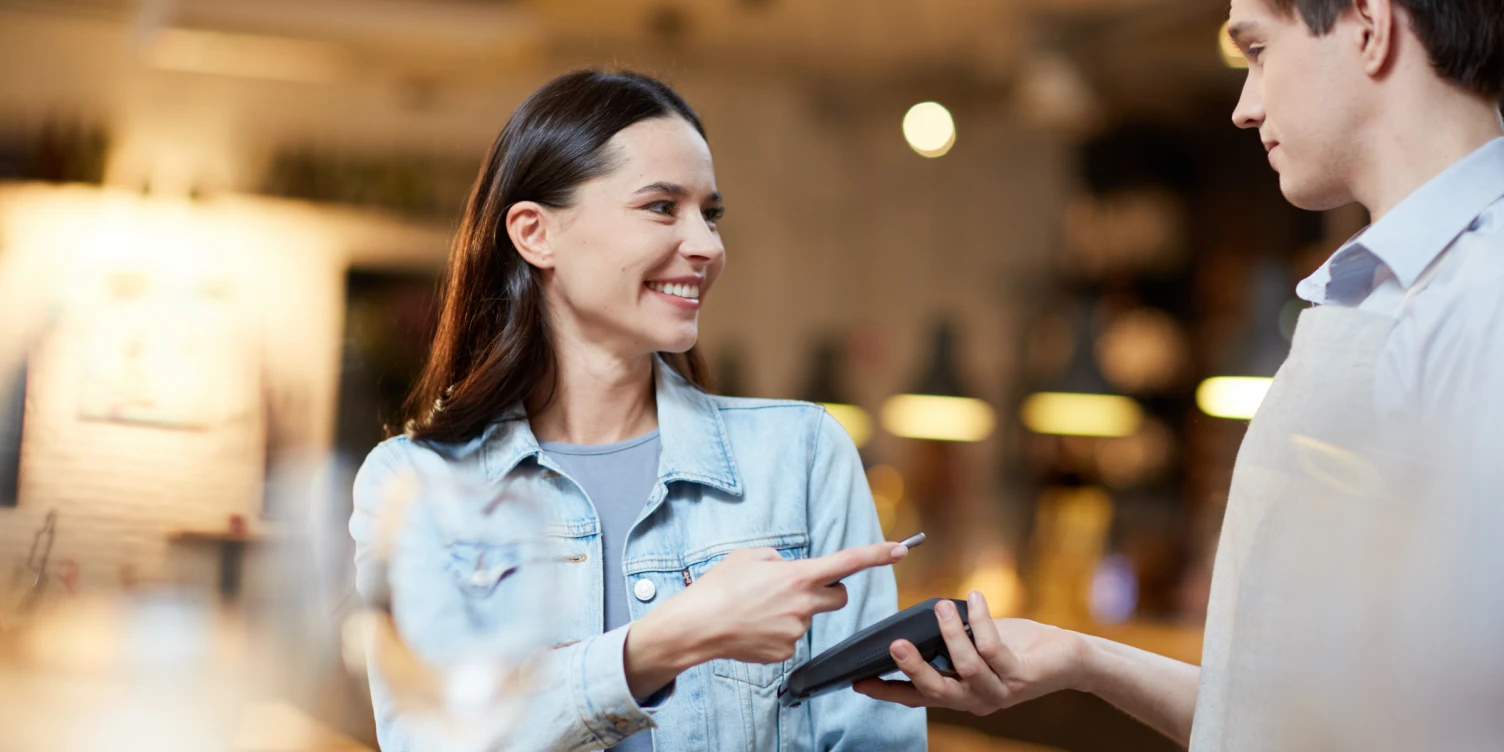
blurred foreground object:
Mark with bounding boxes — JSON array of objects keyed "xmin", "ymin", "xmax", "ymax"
[{"xmin": 347, "ymin": 465, "xmax": 556, "ymax": 752}]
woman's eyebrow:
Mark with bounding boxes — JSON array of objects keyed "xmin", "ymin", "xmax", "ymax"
[
  {"xmin": 635, "ymin": 181, "xmax": 686, "ymax": 196},
  {"xmin": 634, "ymin": 182, "xmax": 722, "ymax": 203}
]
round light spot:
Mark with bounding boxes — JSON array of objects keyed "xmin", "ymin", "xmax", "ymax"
[{"xmin": 902, "ymin": 102, "xmax": 956, "ymax": 158}]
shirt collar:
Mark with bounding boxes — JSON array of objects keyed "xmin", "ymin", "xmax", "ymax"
[
  {"xmin": 1297, "ymin": 137, "xmax": 1504, "ymax": 304},
  {"xmin": 483, "ymin": 355, "xmax": 743, "ymax": 495}
]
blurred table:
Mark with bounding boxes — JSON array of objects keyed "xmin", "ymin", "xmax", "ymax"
[
  {"xmin": 169, "ymin": 528, "xmax": 267, "ymax": 598},
  {"xmin": 234, "ymin": 700, "xmax": 374, "ymax": 752},
  {"xmin": 0, "ymin": 590, "xmax": 373, "ymax": 752}
]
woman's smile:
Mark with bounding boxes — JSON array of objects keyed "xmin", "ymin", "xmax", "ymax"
[{"xmin": 645, "ymin": 275, "xmax": 705, "ymax": 310}]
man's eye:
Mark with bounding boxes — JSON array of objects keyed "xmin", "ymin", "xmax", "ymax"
[
  {"xmin": 1246, "ymin": 46, "xmax": 1264, "ymax": 62},
  {"xmin": 704, "ymin": 207, "xmax": 724, "ymax": 223},
  {"xmin": 646, "ymin": 200, "xmax": 676, "ymax": 215}
]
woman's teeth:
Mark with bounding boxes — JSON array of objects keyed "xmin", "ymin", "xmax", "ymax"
[{"xmin": 648, "ymin": 282, "xmax": 701, "ymax": 300}]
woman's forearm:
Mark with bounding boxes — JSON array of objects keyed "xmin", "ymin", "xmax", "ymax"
[
  {"xmin": 623, "ymin": 599, "xmax": 714, "ymax": 699},
  {"xmin": 1076, "ymin": 634, "xmax": 1201, "ymax": 747}
]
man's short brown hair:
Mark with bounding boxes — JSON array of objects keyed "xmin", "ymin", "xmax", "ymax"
[{"xmin": 1264, "ymin": 0, "xmax": 1504, "ymax": 103}]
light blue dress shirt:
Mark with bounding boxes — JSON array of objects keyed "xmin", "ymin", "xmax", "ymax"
[{"xmin": 1294, "ymin": 137, "xmax": 1504, "ymax": 430}]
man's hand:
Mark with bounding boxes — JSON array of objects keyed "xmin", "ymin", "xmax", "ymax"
[{"xmin": 853, "ymin": 591, "xmax": 1090, "ymax": 715}]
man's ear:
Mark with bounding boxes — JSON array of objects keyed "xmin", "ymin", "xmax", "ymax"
[
  {"xmin": 507, "ymin": 201, "xmax": 555, "ymax": 269},
  {"xmin": 1350, "ymin": 0, "xmax": 1397, "ymax": 78}
]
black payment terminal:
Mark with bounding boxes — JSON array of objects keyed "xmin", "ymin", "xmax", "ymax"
[{"xmin": 778, "ymin": 597, "xmax": 972, "ymax": 707}]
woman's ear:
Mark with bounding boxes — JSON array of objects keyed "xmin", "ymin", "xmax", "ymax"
[{"xmin": 507, "ymin": 201, "xmax": 555, "ymax": 269}]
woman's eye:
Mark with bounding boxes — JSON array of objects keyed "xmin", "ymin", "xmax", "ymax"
[
  {"xmin": 645, "ymin": 200, "xmax": 676, "ymax": 216},
  {"xmin": 1246, "ymin": 46, "xmax": 1264, "ymax": 63},
  {"xmin": 703, "ymin": 207, "xmax": 724, "ymax": 224}
]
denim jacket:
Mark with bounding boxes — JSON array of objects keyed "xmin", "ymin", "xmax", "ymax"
[{"xmin": 350, "ymin": 358, "xmax": 927, "ymax": 751}]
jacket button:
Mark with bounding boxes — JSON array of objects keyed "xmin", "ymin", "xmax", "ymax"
[{"xmin": 633, "ymin": 578, "xmax": 657, "ymax": 602}]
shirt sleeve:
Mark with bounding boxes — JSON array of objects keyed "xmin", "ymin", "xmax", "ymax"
[{"xmin": 803, "ymin": 409, "xmax": 928, "ymax": 751}]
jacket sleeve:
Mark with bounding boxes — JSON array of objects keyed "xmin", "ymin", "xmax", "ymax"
[
  {"xmin": 803, "ymin": 410, "xmax": 929, "ymax": 751},
  {"xmin": 349, "ymin": 440, "xmax": 670, "ymax": 752}
]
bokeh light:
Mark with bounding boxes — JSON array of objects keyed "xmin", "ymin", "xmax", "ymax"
[{"xmin": 902, "ymin": 102, "xmax": 956, "ymax": 158}]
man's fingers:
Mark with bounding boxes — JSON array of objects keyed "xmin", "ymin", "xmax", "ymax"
[
  {"xmin": 853, "ymin": 679, "xmax": 929, "ymax": 708},
  {"xmin": 799, "ymin": 542, "xmax": 908, "ymax": 584},
  {"xmin": 935, "ymin": 599, "xmax": 989, "ymax": 682},
  {"xmin": 964, "ymin": 591, "xmax": 1017, "ymax": 677},
  {"xmin": 890, "ymin": 639, "xmax": 955, "ymax": 698}
]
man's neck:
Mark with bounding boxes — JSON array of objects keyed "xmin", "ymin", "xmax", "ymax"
[
  {"xmin": 1353, "ymin": 88, "xmax": 1504, "ymax": 221},
  {"xmin": 529, "ymin": 335, "xmax": 658, "ymax": 446}
]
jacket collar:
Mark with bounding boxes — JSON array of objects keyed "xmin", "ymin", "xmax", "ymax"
[{"xmin": 482, "ymin": 355, "xmax": 743, "ymax": 495}]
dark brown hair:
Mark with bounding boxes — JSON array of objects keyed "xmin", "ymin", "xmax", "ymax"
[
  {"xmin": 398, "ymin": 70, "xmax": 712, "ymax": 444},
  {"xmin": 1263, "ymin": 0, "xmax": 1503, "ymax": 103}
]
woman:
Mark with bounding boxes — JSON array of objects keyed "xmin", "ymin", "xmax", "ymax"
[{"xmin": 349, "ymin": 70, "xmax": 925, "ymax": 751}]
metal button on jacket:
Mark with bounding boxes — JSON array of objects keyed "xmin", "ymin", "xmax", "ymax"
[{"xmin": 633, "ymin": 578, "xmax": 657, "ymax": 602}]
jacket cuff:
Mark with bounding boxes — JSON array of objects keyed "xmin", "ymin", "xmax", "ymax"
[{"xmin": 570, "ymin": 624, "xmax": 674, "ymax": 745}]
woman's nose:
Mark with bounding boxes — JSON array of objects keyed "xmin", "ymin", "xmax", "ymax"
[{"xmin": 679, "ymin": 218, "xmax": 725, "ymax": 264}]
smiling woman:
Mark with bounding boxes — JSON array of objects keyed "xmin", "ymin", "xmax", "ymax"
[
  {"xmin": 348, "ymin": 70, "xmax": 925, "ymax": 752},
  {"xmin": 397, "ymin": 71, "xmax": 718, "ymax": 445}
]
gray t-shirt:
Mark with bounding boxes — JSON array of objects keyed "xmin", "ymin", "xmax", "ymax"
[{"xmin": 539, "ymin": 430, "xmax": 661, "ymax": 752}]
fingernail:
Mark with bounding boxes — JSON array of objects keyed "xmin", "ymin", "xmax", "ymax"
[
  {"xmin": 936, "ymin": 600, "xmax": 956, "ymax": 620},
  {"xmin": 891, "ymin": 545, "xmax": 909, "ymax": 559},
  {"xmin": 968, "ymin": 590, "xmax": 983, "ymax": 608},
  {"xmin": 891, "ymin": 643, "xmax": 911, "ymax": 659}
]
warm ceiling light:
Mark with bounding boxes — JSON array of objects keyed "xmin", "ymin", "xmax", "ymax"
[
  {"xmin": 821, "ymin": 403, "xmax": 873, "ymax": 448},
  {"xmin": 1020, "ymin": 392, "xmax": 1142, "ymax": 438},
  {"xmin": 1219, "ymin": 21, "xmax": 1249, "ymax": 69},
  {"xmin": 1196, "ymin": 376, "xmax": 1272, "ymax": 420},
  {"xmin": 902, "ymin": 102, "xmax": 955, "ymax": 158},
  {"xmin": 146, "ymin": 28, "xmax": 348, "ymax": 84},
  {"xmin": 880, "ymin": 394, "xmax": 995, "ymax": 442}
]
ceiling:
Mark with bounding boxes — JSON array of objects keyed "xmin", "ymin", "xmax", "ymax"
[{"xmin": 0, "ymin": 0, "xmax": 1240, "ymax": 104}]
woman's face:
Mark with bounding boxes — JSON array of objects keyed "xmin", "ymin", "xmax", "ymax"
[{"xmin": 541, "ymin": 116, "xmax": 725, "ymax": 359}]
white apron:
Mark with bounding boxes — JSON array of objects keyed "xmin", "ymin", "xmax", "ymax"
[{"xmin": 1188, "ymin": 248, "xmax": 1460, "ymax": 752}]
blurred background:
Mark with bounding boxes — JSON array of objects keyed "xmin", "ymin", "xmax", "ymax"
[{"xmin": 0, "ymin": 0, "xmax": 1369, "ymax": 750}]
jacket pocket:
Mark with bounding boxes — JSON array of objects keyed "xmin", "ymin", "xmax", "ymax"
[{"xmin": 685, "ymin": 534, "xmax": 810, "ymax": 688}]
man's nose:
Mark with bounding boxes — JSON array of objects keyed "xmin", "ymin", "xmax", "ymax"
[{"xmin": 1231, "ymin": 72, "xmax": 1264, "ymax": 130}]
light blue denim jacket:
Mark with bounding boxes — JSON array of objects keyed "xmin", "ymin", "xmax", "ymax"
[{"xmin": 350, "ymin": 358, "xmax": 927, "ymax": 751}]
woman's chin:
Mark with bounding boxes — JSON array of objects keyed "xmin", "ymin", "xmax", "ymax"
[{"xmin": 649, "ymin": 330, "xmax": 699, "ymax": 355}]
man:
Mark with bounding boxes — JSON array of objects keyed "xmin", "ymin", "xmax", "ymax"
[{"xmin": 856, "ymin": 0, "xmax": 1504, "ymax": 748}]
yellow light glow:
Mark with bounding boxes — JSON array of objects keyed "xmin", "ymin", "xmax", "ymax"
[
  {"xmin": 1196, "ymin": 376, "xmax": 1272, "ymax": 419},
  {"xmin": 957, "ymin": 555, "xmax": 1023, "ymax": 617},
  {"xmin": 902, "ymin": 102, "xmax": 956, "ymax": 158},
  {"xmin": 1020, "ymin": 392, "xmax": 1143, "ymax": 438},
  {"xmin": 1219, "ymin": 21, "xmax": 1250, "ymax": 69},
  {"xmin": 866, "ymin": 464, "xmax": 905, "ymax": 535},
  {"xmin": 821, "ymin": 403, "xmax": 873, "ymax": 448},
  {"xmin": 880, "ymin": 394, "xmax": 996, "ymax": 442},
  {"xmin": 146, "ymin": 28, "xmax": 348, "ymax": 84}
]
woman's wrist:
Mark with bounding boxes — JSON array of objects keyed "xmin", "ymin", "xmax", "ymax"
[{"xmin": 623, "ymin": 600, "xmax": 717, "ymax": 698}]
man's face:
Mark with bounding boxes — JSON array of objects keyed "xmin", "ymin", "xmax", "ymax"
[{"xmin": 1229, "ymin": 0, "xmax": 1372, "ymax": 210}]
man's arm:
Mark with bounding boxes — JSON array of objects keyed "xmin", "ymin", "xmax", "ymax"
[
  {"xmin": 855, "ymin": 592, "xmax": 1200, "ymax": 748},
  {"xmin": 1076, "ymin": 632, "xmax": 1200, "ymax": 745}
]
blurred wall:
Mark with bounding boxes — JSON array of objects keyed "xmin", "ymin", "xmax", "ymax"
[{"xmin": 0, "ymin": 7, "xmax": 1072, "ymax": 591}]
